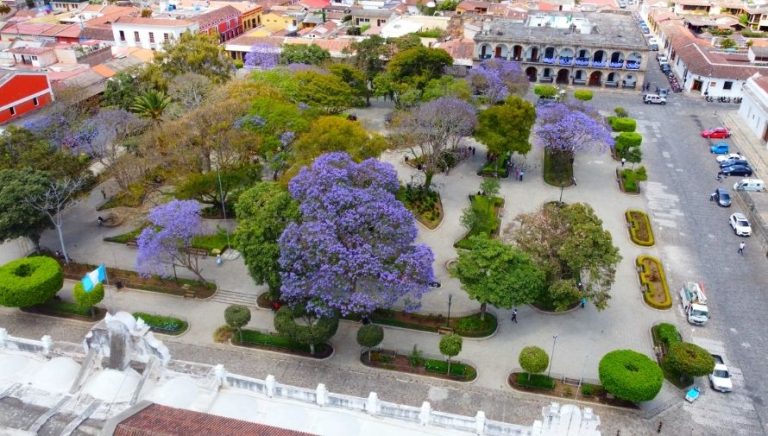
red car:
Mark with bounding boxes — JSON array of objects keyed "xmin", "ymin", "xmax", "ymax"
[{"xmin": 701, "ymin": 127, "xmax": 731, "ymax": 139}]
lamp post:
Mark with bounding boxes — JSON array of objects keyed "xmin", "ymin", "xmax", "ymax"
[
  {"xmin": 216, "ymin": 168, "xmax": 232, "ymax": 254},
  {"xmin": 559, "ymin": 181, "xmax": 565, "ymax": 203},
  {"xmin": 446, "ymin": 294, "xmax": 453, "ymax": 327},
  {"xmin": 547, "ymin": 334, "xmax": 559, "ymax": 377}
]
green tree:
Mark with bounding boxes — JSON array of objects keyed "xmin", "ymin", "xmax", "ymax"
[
  {"xmin": 0, "ymin": 170, "xmax": 51, "ymax": 248},
  {"xmin": 233, "ymin": 183, "xmax": 300, "ymax": 296},
  {"xmin": 390, "ymin": 34, "xmax": 422, "ymax": 51},
  {"xmin": 131, "ymin": 90, "xmax": 171, "ymax": 124},
  {"xmin": 0, "ymin": 127, "xmax": 85, "ymax": 179},
  {"xmin": 347, "ymin": 36, "xmax": 387, "ymax": 97},
  {"xmin": 73, "ymin": 281, "xmax": 105, "ymax": 317},
  {"xmin": 422, "ymin": 76, "xmax": 472, "ymax": 102},
  {"xmin": 519, "ymin": 346, "xmax": 549, "ymax": 380},
  {"xmin": 599, "ymin": 349, "xmax": 663, "ymax": 402},
  {"xmin": 534, "ymin": 84, "xmax": 558, "ymax": 98},
  {"xmin": 0, "ymin": 257, "xmax": 63, "ymax": 308},
  {"xmin": 274, "ymin": 306, "xmax": 339, "ymax": 355},
  {"xmin": 224, "ymin": 304, "xmax": 251, "ymax": 342},
  {"xmin": 356, "ymin": 324, "xmax": 384, "ymax": 361},
  {"xmin": 573, "ymin": 90, "xmax": 593, "ymax": 101},
  {"xmin": 721, "ymin": 38, "xmax": 737, "ymax": 49},
  {"xmin": 509, "ymin": 202, "xmax": 621, "ymax": 310},
  {"xmin": 329, "ymin": 63, "xmax": 368, "ymax": 106},
  {"xmin": 155, "ymin": 32, "xmax": 233, "ymax": 83},
  {"xmin": 280, "ymin": 44, "xmax": 331, "ymax": 65},
  {"xmin": 666, "ymin": 342, "xmax": 716, "ymax": 378},
  {"xmin": 451, "ymin": 236, "xmax": 545, "ymax": 319},
  {"xmin": 480, "ymin": 178, "xmax": 500, "ymax": 197},
  {"xmin": 175, "ymin": 165, "xmax": 261, "ymax": 214},
  {"xmin": 293, "ymin": 71, "xmax": 355, "ymax": 114},
  {"xmin": 475, "ymin": 96, "xmax": 536, "ymax": 156},
  {"xmin": 439, "ymin": 333, "xmax": 463, "ymax": 373},
  {"xmin": 102, "ymin": 70, "xmax": 144, "ymax": 110},
  {"xmin": 378, "ymin": 46, "xmax": 453, "ymax": 102}
]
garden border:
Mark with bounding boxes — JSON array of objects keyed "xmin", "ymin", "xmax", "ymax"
[
  {"xmin": 635, "ymin": 255, "xmax": 672, "ymax": 310},
  {"xmin": 625, "ymin": 209, "xmax": 655, "ymax": 247},
  {"xmin": 616, "ymin": 168, "xmax": 641, "ymax": 195},
  {"xmin": 229, "ymin": 335, "xmax": 336, "ymax": 361},
  {"xmin": 133, "ymin": 312, "xmax": 190, "ymax": 338},
  {"xmin": 360, "ymin": 348, "xmax": 479, "ymax": 384}
]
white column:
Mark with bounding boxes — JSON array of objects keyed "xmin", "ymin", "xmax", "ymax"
[
  {"xmin": 0, "ymin": 328, "xmax": 7, "ymax": 348},
  {"xmin": 265, "ymin": 374, "xmax": 276, "ymax": 397},
  {"xmin": 419, "ymin": 401, "xmax": 431, "ymax": 426},
  {"xmin": 316, "ymin": 383, "xmax": 327, "ymax": 407},
  {"xmin": 474, "ymin": 411, "xmax": 486, "ymax": 434},
  {"xmin": 366, "ymin": 392, "xmax": 379, "ymax": 415},
  {"xmin": 41, "ymin": 335, "xmax": 53, "ymax": 356}
]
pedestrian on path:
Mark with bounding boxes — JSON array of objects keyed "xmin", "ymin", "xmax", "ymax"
[
  {"xmin": 581, "ymin": 297, "xmax": 587, "ymax": 309},
  {"xmin": 216, "ymin": 254, "xmax": 223, "ymax": 265},
  {"xmin": 738, "ymin": 242, "xmax": 746, "ymax": 255},
  {"xmin": 511, "ymin": 308, "xmax": 518, "ymax": 324},
  {"xmin": 621, "ymin": 158, "xmax": 626, "ymax": 167},
  {"xmin": 710, "ymin": 192, "xmax": 717, "ymax": 201},
  {"xmin": 101, "ymin": 189, "xmax": 106, "ymax": 200},
  {"xmin": 519, "ymin": 171, "xmax": 525, "ymax": 182}
]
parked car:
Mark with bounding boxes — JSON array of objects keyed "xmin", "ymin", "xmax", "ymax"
[
  {"xmin": 657, "ymin": 54, "xmax": 668, "ymax": 63},
  {"xmin": 643, "ymin": 94, "xmax": 667, "ymax": 105},
  {"xmin": 710, "ymin": 142, "xmax": 730, "ymax": 155},
  {"xmin": 729, "ymin": 212, "xmax": 751, "ymax": 236},
  {"xmin": 719, "ymin": 158, "xmax": 749, "ymax": 168},
  {"xmin": 701, "ymin": 127, "xmax": 732, "ymax": 139},
  {"xmin": 660, "ymin": 64, "xmax": 671, "ymax": 74},
  {"xmin": 720, "ymin": 165, "xmax": 753, "ymax": 177},
  {"xmin": 714, "ymin": 188, "xmax": 731, "ymax": 207},
  {"xmin": 716, "ymin": 152, "xmax": 744, "ymax": 163},
  {"xmin": 709, "ymin": 355, "xmax": 733, "ymax": 393}
]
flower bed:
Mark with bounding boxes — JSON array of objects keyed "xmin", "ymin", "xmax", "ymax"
[
  {"xmin": 396, "ymin": 186, "xmax": 443, "ymax": 229},
  {"xmin": 133, "ymin": 312, "xmax": 188, "ymax": 335},
  {"xmin": 231, "ymin": 328, "xmax": 333, "ymax": 359},
  {"xmin": 21, "ymin": 298, "xmax": 106, "ymax": 322},
  {"xmin": 58, "ymin": 259, "xmax": 215, "ymax": 298},
  {"xmin": 454, "ymin": 195, "xmax": 504, "ymax": 249},
  {"xmin": 651, "ymin": 324, "xmax": 693, "ymax": 389},
  {"xmin": 625, "ymin": 209, "xmax": 654, "ymax": 246},
  {"xmin": 617, "ymin": 167, "xmax": 647, "ymax": 193},
  {"xmin": 104, "ymin": 225, "xmax": 229, "ymax": 255},
  {"xmin": 637, "ymin": 256, "xmax": 671, "ymax": 309},
  {"xmin": 365, "ymin": 310, "xmax": 497, "ymax": 338},
  {"xmin": 363, "ymin": 350, "xmax": 476, "ymax": 382},
  {"xmin": 508, "ymin": 372, "xmax": 637, "ymax": 408}
]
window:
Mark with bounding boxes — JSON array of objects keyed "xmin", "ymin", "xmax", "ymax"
[
  {"xmin": 724, "ymin": 81, "xmax": 734, "ymax": 90},
  {"xmin": 31, "ymin": 55, "xmax": 37, "ymax": 61},
  {"xmin": 119, "ymin": 30, "xmax": 125, "ymax": 41},
  {"xmin": 9, "ymin": 107, "xmax": 16, "ymax": 116},
  {"xmin": 164, "ymin": 33, "xmax": 170, "ymax": 41},
  {"xmin": 149, "ymin": 32, "xmax": 155, "ymax": 43},
  {"xmin": 33, "ymin": 97, "xmax": 39, "ymax": 106},
  {"xmin": 134, "ymin": 31, "xmax": 140, "ymax": 43}
]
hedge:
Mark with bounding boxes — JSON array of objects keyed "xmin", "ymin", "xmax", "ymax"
[
  {"xmin": 573, "ymin": 90, "xmax": 593, "ymax": 101},
  {"xmin": 599, "ymin": 349, "xmax": 663, "ymax": 402},
  {"xmin": 274, "ymin": 306, "xmax": 339, "ymax": 355},
  {"xmin": 133, "ymin": 312, "xmax": 188, "ymax": 335},
  {"xmin": 73, "ymin": 281, "xmax": 105, "ymax": 309},
  {"xmin": 0, "ymin": 256, "xmax": 63, "ymax": 308},
  {"xmin": 610, "ymin": 117, "xmax": 637, "ymax": 132},
  {"xmin": 637, "ymin": 255, "xmax": 672, "ymax": 309},
  {"xmin": 620, "ymin": 167, "xmax": 647, "ymax": 193},
  {"xmin": 516, "ymin": 372, "xmax": 555, "ymax": 390},
  {"xmin": 534, "ymin": 84, "xmax": 558, "ymax": 98},
  {"xmin": 625, "ymin": 209, "xmax": 654, "ymax": 246},
  {"xmin": 615, "ymin": 132, "xmax": 642, "ymax": 149},
  {"xmin": 425, "ymin": 358, "xmax": 476, "ymax": 379},
  {"xmin": 665, "ymin": 342, "xmax": 715, "ymax": 377},
  {"xmin": 655, "ymin": 323, "xmax": 681, "ymax": 347}
]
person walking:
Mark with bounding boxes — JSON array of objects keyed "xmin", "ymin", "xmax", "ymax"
[
  {"xmin": 738, "ymin": 241, "xmax": 746, "ymax": 255},
  {"xmin": 511, "ymin": 308, "xmax": 518, "ymax": 324},
  {"xmin": 621, "ymin": 157, "xmax": 626, "ymax": 167},
  {"xmin": 581, "ymin": 297, "xmax": 587, "ymax": 308},
  {"xmin": 100, "ymin": 189, "xmax": 106, "ymax": 200},
  {"xmin": 519, "ymin": 170, "xmax": 525, "ymax": 182}
]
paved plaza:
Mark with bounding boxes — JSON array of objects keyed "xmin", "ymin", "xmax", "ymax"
[{"xmin": 4, "ymin": 89, "xmax": 764, "ymax": 435}]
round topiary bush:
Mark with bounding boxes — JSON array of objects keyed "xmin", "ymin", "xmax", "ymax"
[
  {"xmin": 73, "ymin": 281, "xmax": 105, "ymax": 310},
  {"xmin": 573, "ymin": 90, "xmax": 593, "ymax": 101},
  {"xmin": 357, "ymin": 324, "xmax": 384, "ymax": 349},
  {"xmin": 519, "ymin": 346, "xmax": 549, "ymax": 377},
  {"xmin": 610, "ymin": 117, "xmax": 637, "ymax": 132},
  {"xmin": 0, "ymin": 256, "xmax": 63, "ymax": 307},
  {"xmin": 666, "ymin": 342, "xmax": 715, "ymax": 377},
  {"xmin": 274, "ymin": 306, "xmax": 339, "ymax": 355},
  {"xmin": 599, "ymin": 349, "xmax": 663, "ymax": 402}
]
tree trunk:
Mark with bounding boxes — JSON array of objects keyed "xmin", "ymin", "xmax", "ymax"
[
  {"xmin": 480, "ymin": 302, "xmax": 487, "ymax": 321},
  {"xmin": 55, "ymin": 224, "xmax": 69, "ymax": 264},
  {"xmin": 310, "ymin": 343, "xmax": 316, "ymax": 355},
  {"xmin": 447, "ymin": 357, "xmax": 452, "ymax": 375},
  {"xmin": 90, "ymin": 306, "xmax": 95, "ymax": 319},
  {"xmin": 423, "ymin": 171, "xmax": 434, "ymax": 191},
  {"xmin": 547, "ymin": 148, "xmax": 575, "ymax": 186},
  {"xmin": 368, "ymin": 348, "xmax": 371, "ymax": 362},
  {"xmin": 238, "ymin": 328, "xmax": 243, "ymax": 344}
]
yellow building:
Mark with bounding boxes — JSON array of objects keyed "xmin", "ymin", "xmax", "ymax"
[{"xmin": 261, "ymin": 11, "xmax": 298, "ymax": 32}]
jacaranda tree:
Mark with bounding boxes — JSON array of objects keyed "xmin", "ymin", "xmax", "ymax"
[
  {"xmin": 535, "ymin": 102, "xmax": 613, "ymax": 185},
  {"xmin": 245, "ymin": 43, "xmax": 280, "ymax": 70},
  {"xmin": 136, "ymin": 200, "xmax": 206, "ymax": 281},
  {"xmin": 467, "ymin": 58, "xmax": 528, "ymax": 103},
  {"xmin": 279, "ymin": 152, "xmax": 435, "ymax": 317}
]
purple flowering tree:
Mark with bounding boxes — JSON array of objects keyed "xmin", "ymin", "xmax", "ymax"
[
  {"xmin": 394, "ymin": 97, "xmax": 477, "ymax": 189},
  {"xmin": 467, "ymin": 59, "xmax": 529, "ymax": 103},
  {"xmin": 136, "ymin": 200, "xmax": 207, "ymax": 282},
  {"xmin": 534, "ymin": 102, "xmax": 614, "ymax": 185},
  {"xmin": 81, "ymin": 109, "xmax": 145, "ymax": 168},
  {"xmin": 279, "ymin": 152, "xmax": 435, "ymax": 317},
  {"xmin": 244, "ymin": 43, "xmax": 280, "ymax": 70}
]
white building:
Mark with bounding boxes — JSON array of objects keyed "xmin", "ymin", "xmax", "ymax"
[
  {"xmin": 111, "ymin": 16, "xmax": 199, "ymax": 50},
  {"xmin": 738, "ymin": 73, "xmax": 768, "ymax": 145}
]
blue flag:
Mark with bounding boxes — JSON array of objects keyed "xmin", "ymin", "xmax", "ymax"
[{"xmin": 81, "ymin": 264, "xmax": 107, "ymax": 292}]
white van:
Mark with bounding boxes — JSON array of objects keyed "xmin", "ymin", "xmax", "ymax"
[
  {"xmin": 643, "ymin": 94, "xmax": 667, "ymax": 105},
  {"xmin": 733, "ymin": 178, "xmax": 765, "ymax": 192}
]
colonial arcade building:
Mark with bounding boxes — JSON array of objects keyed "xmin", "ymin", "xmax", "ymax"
[{"xmin": 474, "ymin": 11, "xmax": 650, "ymax": 89}]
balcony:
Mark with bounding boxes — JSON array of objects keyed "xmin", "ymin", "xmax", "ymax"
[
  {"xmin": 540, "ymin": 76, "xmax": 554, "ymax": 83},
  {"xmin": 605, "ymin": 81, "xmax": 619, "ymax": 88},
  {"xmin": 573, "ymin": 79, "xmax": 587, "ymax": 85},
  {"xmin": 592, "ymin": 61, "xmax": 607, "ymax": 68},
  {"xmin": 626, "ymin": 61, "xmax": 641, "ymax": 70},
  {"xmin": 558, "ymin": 57, "xmax": 573, "ymax": 66},
  {"xmin": 609, "ymin": 61, "xmax": 625, "ymax": 69},
  {"xmin": 622, "ymin": 82, "xmax": 637, "ymax": 89},
  {"xmin": 574, "ymin": 57, "xmax": 590, "ymax": 67},
  {"xmin": 542, "ymin": 57, "xmax": 556, "ymax": 64}
]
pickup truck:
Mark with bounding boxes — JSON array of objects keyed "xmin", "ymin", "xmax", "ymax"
[{"xmin": 709, "ymin": 354, "xmax": 733, "ymax": 393}]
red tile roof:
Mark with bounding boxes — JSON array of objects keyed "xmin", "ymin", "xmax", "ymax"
[
  {"xmin": 113, "ymin": 403, "xmax": 316, "ymax": 436},
  {"xmin": 191, "ymin": 5, "xmax": 241, "ymax": 28},
  {"xmin": 299, "ymin": 0, "xmax": 331, "ymax": 9}
]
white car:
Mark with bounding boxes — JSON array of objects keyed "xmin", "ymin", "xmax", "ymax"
[
  {"xmin": 717, "ymin": 152, "xmax": 744, "ymax": 163},
  {"xmin": 709, "ymin": 354, "xmax": 733, "ymax": 393},
  {"xmin": 729, "ymin": 212, "xmax": 751, "ymax": 236}
]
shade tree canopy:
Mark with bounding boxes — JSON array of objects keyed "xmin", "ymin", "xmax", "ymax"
[{"xmin": 475, "ymin": 96, "xmax": 536, "ymax": 157}]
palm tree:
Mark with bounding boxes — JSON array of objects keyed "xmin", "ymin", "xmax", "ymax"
[{"xmin": 131, "ymin": 90, "xmax": 171, "ymax": 124}]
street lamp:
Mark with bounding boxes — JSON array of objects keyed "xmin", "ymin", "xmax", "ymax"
[
  {"xmin": 446, "ymin": 294, "xmax": 453, "ymax": 327},
  {"xmin": 547, "ymin": 334, "xmax": 559, "ymax": 377}
]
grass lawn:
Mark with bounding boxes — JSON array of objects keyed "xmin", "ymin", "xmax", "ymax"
[
  {"xmin": 105, "ymin": 226, "xmax": 229, "ymax": 254},
  {"xmin": 455, "ymin": 195, "xmax": 503, "ymax": 249}
]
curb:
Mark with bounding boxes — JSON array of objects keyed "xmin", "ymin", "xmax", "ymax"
[
  {"xmin": 360, "ymin": 352, "xmax": 478, "ymax": 385},
  {"xmin": 339, "ymin": 318, "xmax": 499, "ymax": 341},
  {"xmin": 229, "ymin": 338, "xmax": 336, "ymax": 361}
]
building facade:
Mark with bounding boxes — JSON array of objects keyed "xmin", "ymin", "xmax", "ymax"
[
  {"xmin": 738, "ymin": 73, "xmax": 768, "ymax": 145},
  {"xmin": 473, "ymin": 12, "xmax": 650, "ymax": 89},
  {"xmin": 111, "ymin": 16, "xmax": 199, "ymax": 50},
  {"xmin": 0, "ymin": 72, "xmax": 54, "ymax": 124}
]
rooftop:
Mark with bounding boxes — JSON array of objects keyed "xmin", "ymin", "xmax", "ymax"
[{"xmin": 475, "ymin": 10, "xmax": 649, "ymax": 49}]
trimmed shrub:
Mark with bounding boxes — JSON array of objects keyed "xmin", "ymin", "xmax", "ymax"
[
  {"xmin": 534, "ymin": 84, "xmax": 558, "ymax": 98},
  {"xmin": 73, "ymin": 281, "xmax": 105, "ymax": 314},
  {"xmin": 656, "ymin": 323, "xmax": 681, "ymax": 347},
  {"xmin": 357, "ymin": 324, "xmax": 384, "ymax": 358},
  {"xmin": 0, "ymin": 256, "xmax": 63, "ymax": 308},
  {"xmin": 133, "ymin": 312, "xmax": 188, "ymax": 334},
  {"xmin": 614, "ymin": 107, "xmax": 628, "ymax": 117},
  {"xmin": 573, "ymin": 90, "xmax": 593, "ymax": 101},
  {"xmin": 274, "ymin": 306, "xmax": 339, "ymax": 355},
  {"xmin": 599, "ymin": 349, "xmax": 663, "ymax": 402},
  {"xmin": 225, "ymin": 304, "xmax": 251, "ymax": 342},
  {"xmin": 610, "ymin": 117, "xmax": 637, "ymax": 132},
  {"xmin": 620, "ymin": 167, "xmax": 648, "ymax": 193},
  {"xmin": 519, "ymin": 346, "xmax": 549, "ymax": 379},
  {"xmin": 666, "ymin": 342, "xmax": 716, "ymax": 377},
  {"xmin": 615, "ymin": 132, "xmax": 642, "ymax": 150},
  {"xmin": 625, "ymin": 209, "xmax": 654, "ymax": 246}
]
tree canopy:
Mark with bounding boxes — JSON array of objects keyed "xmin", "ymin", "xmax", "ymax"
[
  {"xmin": 279, "ymin": 152, "xmax": 434, "ymax": 317},
  {"xmin": 475, "ymin": 96, "xmax": 536, "ymax": 156},
  {"xmin": 0, "ymin": 170, "xmax": 52, "ymax": 246},
  {"xmin": 451, "ymin": 236, "xmax": 545, "ymax": 317},
  {"xmin": 280, "ymin": 44, "xmax": 331, "ymax": 66},
  {"xmin": 154, "ymin": 32, "xmax": 233, "ymax": 84}
]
